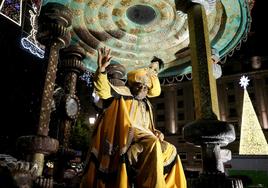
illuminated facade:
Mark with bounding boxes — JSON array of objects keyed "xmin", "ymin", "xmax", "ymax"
[
  {"xmin": 150, "ymin": 70, "xmax": 268, "ymax": 171},
  {"xmin": 217, "ymin": 71, "xmax": 268, "ymax": 154}
]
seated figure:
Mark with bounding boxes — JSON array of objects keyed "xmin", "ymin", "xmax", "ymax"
[{"xmin": 80, "ymin": 47, "xmax": 187, "ymax": 188}]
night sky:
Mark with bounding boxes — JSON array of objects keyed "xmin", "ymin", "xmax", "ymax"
[
  {"xmin": 1, "ymin": 17, "xmax": 46, "ymax": 153},
  {"xmin": 0, "ymin": 0, "xmax": 267, "ymax": 154},
  {"xmin": 240, "ymin": 0, "xmax": 268, "ymax": 57}
]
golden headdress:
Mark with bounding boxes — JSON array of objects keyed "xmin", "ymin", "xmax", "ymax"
[
  {"xmin": 126, "ymin": 67, "xmax": 161, "ymax": 97},
  {"xmin": 127, "ymin": 68, "xmax": 153, "ymax": 88}
]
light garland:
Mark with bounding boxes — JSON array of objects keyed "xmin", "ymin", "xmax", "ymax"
[
  {"xmin": 160, "ymin": 73, "xmax": 192, "ymax": 85},
  {"xmin": 21, "ymin": 2, "xmax": 45, "ymax": 58},
  {"xmin": 80, "ymin": 71, "xmax": 93, "ymax": 88},
  {"xmin": 0, "ymin": 0, "xmax": 22, "ymax": 26},
  {"xmin": 239, "ymin": 75, "xmax": 250, "ymax": 89},
  {"xmin": 21, "ymin": 37, "xmax": 45, "ymax": 58}
]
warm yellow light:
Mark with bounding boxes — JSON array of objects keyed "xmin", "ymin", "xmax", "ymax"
[
  {"xmin": 89, "ymin": 117, "xmax": 96, "ymax": 125},
  {"xmin": 239, "ymin": 90, "xmax": 268, "ymax": 155}
]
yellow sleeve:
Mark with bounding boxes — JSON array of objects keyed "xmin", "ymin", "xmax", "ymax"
[
  {"xmin": 147, "ymin": 75, "xmax": 161, "ymax": 98},
  {"xmin": 93, "ymin": 72, "xmax": 112, "ymax": 99}
]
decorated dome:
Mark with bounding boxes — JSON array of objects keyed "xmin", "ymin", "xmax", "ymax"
[{"xmin": 42, "ymin": 0, "xmax": 251, "ymax": 77}]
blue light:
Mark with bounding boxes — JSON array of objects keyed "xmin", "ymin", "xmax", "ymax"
[
  {"xmin": 15, "ymin": 3, "xmax": 20, "ymax": 10},
  {"xmin": 80, "ymin": 71, "xmax": 93, "ymax": 88},
  {"xmin": 21, "ymin": 37, "xmax": 45, "ymax": 58}
]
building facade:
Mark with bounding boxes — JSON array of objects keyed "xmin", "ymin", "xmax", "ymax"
[{"xmin": 150, "ymin": 70, "xmax": 268, "ymax": 172}]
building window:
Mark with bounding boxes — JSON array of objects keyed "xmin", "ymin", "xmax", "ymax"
[
  {"xmin": 194, "ymin": 152, "xmax": 202, "ymax": 160},
  {"xmin": 159, "ymin": 92, "xmax": 164, "ymax": 98},
  {"xmin": 227, "ymin": 95, "xmax": 236, "ymax": 103},
  {"xmin": 177, "ymin": 113, "xmax": 185, "ymax": 120},
  {"xmin": 248, "ymin": 92, "xmax": 255, "ymax": 101},
  {"xmin": 157, "ymin": 115, "xmax": 165, "ymax": 122},
  {"xmin": 248, "ymin": 79, "xmax": 254, "ymax": 88},
  {"xmin": 156, "ymin": 103, "xmax": 165, "ymax": 110},
  {"xmin": 176, "ymin": 126, "xmax": 183, "ymax": 135},
  {"xmin": 179, "ymin": 152, "xmax": 187, "ymax": 160},
  {"xmin": 177, "ymin": 88, "xmax": 183, "ymax": 96},
  {"xmin": 253, "ymin": 105, "xmax": 259, "ymax": 116},
  {"xmin": 226, "ymin": 82, "xmax": 234, "ymax": 90},
  {"xmin": 194, "ymin": 161, "xmax": 202, "ymax": 164},
  {"xmin": 265, "ymin": 77, "xmax": 268, "ymax": 85},
  {"xmin": 177, "ymin": 101, "xmax": 184, "ymax": 108},
  {"xmin": 229, "ymin": 108, "xmax": 237, "ymax": 117}
]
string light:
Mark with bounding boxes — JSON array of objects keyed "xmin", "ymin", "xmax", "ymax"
[
  {"xmin": 160, "ymin": 73, "xmax": 192, "ymax": 85},
  {"xmin": 239, "ymin": 75, "xmax": 250, "ymax": 89},
  {"xmin": 0, "ymin": 0, "xmax": 22, "ymax": 26},
  {"xmin": 80, "ymin": 71, "xmax": 93, "ymax": 88},
  {"xmin": 21, "ymin": 38, "xmax": 45, "ymax": 58},
  {"xmin": 21, "ymin": 2, "xmax": 45, "ymax": 58}
]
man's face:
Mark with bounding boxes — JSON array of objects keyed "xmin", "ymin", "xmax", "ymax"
[{"xmin": 130, "ymin": 82, "xmax": 148, "ymax": 100}]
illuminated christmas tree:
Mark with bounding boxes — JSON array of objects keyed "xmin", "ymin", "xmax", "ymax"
[
  {"xmin": 0, "ymin": 0, "xmax": 22, "ymax": 26},
  {"xmin": 239, "ymin": 76, "xmax": 268, "ymax": 155}
]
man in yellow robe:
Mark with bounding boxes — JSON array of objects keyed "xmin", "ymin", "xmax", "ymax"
[{"xmin": 80, "ymin": 47, "xmax": 187, "ymax": 188}]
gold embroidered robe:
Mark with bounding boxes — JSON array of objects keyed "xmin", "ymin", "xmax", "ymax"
[{"xmin": 80, "ymin": 71, "xmax": 187, "ymax": 188}]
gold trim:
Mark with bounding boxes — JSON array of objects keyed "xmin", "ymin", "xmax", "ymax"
[
  {"xmin": 87, "ymin": 1, "xmax": 97, "ymax": 8},
  {"xmin": 98, "ymin": 12, "xmax": 108, "ymax": 20},
  {"xmin": 112, "ymin": 8, "xmax": 123, "ymax": 16}
]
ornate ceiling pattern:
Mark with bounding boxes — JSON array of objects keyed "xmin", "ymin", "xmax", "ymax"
[{"xmin": 42, "ymin": 0, "xmax": 251, "ymax": 77}]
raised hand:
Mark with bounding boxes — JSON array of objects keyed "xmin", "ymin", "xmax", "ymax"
[
  {"xmin": 150, "ymin": 56, "xmax": 164, "ymax": 73},
  {"xmin": 150, "ymin": 61, "xmax": 160, "ymax": 72},
  {"xmin": 97, "ymin": 47, "xmax": 112, "ymax": 73}
]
